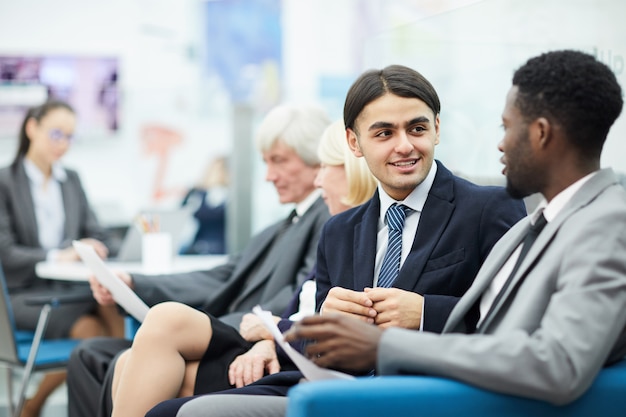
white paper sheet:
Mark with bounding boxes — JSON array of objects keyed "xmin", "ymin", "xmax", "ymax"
[
  {"xmin": 73, "ymin": 241, "xmax": 150, "ymax": 322},
  {"xmin": 252, "ymin": 305, "xmax": 354, "ymax": 381}
]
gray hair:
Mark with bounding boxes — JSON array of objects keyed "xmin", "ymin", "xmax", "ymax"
[{"xmin": 255, "ymin": 104, "xmax": 331, "ymax": 166}]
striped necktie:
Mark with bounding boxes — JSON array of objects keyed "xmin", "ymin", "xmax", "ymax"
[{"xmin": 378, "ymin": 203, "xmax": 411, "ymax": 288}]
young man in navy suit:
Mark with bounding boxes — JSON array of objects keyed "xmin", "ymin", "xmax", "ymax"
[
  {"xmin": 166, "ymin": 51, "xmax": 626, "ymax": 417},
  {"xmin": 287, "ymin": 50, "xmax": 626, "ymax": 408},
  {"xmin": 145, "ymin": 65, "xmax": 526, "ymax": 417},
  {"xmin": 316, "ymin": 64, "xmax": 526, "ymax": 333}
]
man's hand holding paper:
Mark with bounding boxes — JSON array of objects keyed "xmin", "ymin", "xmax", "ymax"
[
  {"xmin": 73, "ymin": 240, "xmax": 149, "ymax": 322},
  {"xmin": 252, "ymin": 305, "xmax": 354, "ymax": 381}
]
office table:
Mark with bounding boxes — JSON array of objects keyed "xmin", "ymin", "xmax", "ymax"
[
  {"xmin": 35, "ymin": 255, "xmax": 229, "ymax": 281},
  {"xmin": 35, "ymin": 255, "xmax": 228, "ymax": 338}
]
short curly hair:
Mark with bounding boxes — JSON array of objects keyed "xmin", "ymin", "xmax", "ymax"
[{"xmin": 513, "ymin": 50, "xmax": 623, "ymax": 157}]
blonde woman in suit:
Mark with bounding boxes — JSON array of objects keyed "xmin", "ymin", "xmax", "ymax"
[
  {"xmin": 0, "ymin": 100, "xmax": 124, "ymax": 417},
  {"xmin": 105, "ymin": 119, "xmax": 376, "ymax": 417}
]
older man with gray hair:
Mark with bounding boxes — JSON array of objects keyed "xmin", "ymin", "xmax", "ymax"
[{"xmin": 66, "ymin": 104, "xmax": 332, "ymax": 417}]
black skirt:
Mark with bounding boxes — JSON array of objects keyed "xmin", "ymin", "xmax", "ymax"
[
  {"xmin": 10, "ymin": 280, "xmax": 97, "ymax": 339},
  {"xmin": 193, "ymin": 315, "xmax": 255, "ymax": 395}
]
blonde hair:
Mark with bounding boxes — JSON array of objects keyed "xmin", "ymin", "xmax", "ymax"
[{"xmin": 317, "ymin": 119, "xmax": 377, "ymax": 207}]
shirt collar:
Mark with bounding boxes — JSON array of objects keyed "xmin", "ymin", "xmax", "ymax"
[
  {"xmin": 378, "ymin": 160, "xmax": 437, "ymax": 222},
  {"xmin": 532, "ymin": 170, "xmax": 597, "ymax": 223},
  {"xmin": 294, "ymin": 188, "xmax": 322, "ymax": 217},
  {"xmin": 23, "ymin": 158, "xmax": 67, "ymax": 185}
]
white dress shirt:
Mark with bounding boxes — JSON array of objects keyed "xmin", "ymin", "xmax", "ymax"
[
  {"xmin": 477, "ymin": 171, "xmax": 597, "ymax": 326},
  {"xmin": 23, "ymin": 159, "xmax": 67, "ymax": 255},
  {"xmin": 373, "ymin": 161, "xmax": 437, "ymax": 286},
  {"xmin": 293, "ymin": 189, "xmax": 322, "ymax": 221}
]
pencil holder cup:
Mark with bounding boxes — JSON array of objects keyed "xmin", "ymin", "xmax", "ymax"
[{"xmin": 142, "ymin": 232, "xmax": 173, "ymax": 273}]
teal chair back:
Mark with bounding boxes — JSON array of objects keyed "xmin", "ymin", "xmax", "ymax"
[
  {"xmin": 0, "ymin": 265, "xmax": 80, "ymax": 417},
  {"xmin": 286, "ymin": 358, "xmax": 626, "ymax": 417}
]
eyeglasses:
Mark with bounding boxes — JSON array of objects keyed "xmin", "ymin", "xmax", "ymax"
[{"xmin": 48, "ymin": 128, "xmax": 74, "ymax": 142}]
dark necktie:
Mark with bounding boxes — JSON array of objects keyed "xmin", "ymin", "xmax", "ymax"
[
  {"xmin": 279, "ymin": 209, "xmax": 298, "ymax": 235},
  {"xmin": 287, "ymin": 208, "xmax": 298, "ymax": 224},
  {"xmin": 479, "ymin": 212, "xmax": 548, "ymax": 329},
  {"xmin": 378, "ymin": 203, "xmax": 411, "ymax": 288}
]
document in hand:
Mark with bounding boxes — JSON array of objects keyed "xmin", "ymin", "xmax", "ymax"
[
  {"xmin": 252, "ymin": 305, "xmax": 354, "ymax": 381},
  {"xmin": 73, "ymin": 240, "xmax": 150, "ymax": 322}
]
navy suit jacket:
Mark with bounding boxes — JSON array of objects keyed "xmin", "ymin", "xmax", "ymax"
[
  {"xmin": 316, "ymin": 160, "xmax": 527, "ymax": 332},
  {"xmin": 146, "ymin": 162, "xmax": 526, "ymax": 417},
  {"xmin": 143, "ymin": 162, "xmax": 528, "ymax": 417}
]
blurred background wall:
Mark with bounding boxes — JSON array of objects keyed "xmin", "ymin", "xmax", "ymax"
[{"xmin": 0, "ymin": 0, "xmax": 624, "ymax": 242}]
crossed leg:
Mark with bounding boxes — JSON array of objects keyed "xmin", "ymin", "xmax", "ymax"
[{"xmin": 110, "ymin": 302, "xmax": 213, "ymax": 417}]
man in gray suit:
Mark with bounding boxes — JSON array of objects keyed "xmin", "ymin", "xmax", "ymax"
[
  {"xmin": 176, "ymin": 50, "xmax": 626, "ymax": 416},
  {"xmin": 285, "ymin": 49, "xmax": 626, "ymax": 403},
  {"xmin": 66, "ymin": 104, "xmax": 331, "ymax": 417}
]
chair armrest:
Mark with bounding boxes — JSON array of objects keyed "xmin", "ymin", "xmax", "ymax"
[
  {"xmin": 25, "ymin": 294, "xmax": 142, "ymax": 340},
  {"xmin": 286, "ymin": 360, "xmax": 626, "ymax": 417},
  {"xmin": 24, "ymin": 292, "xmax": 94, "ymax": 306},
  {"xmin": 124, "ymin": 316, "xmax": 141, "ymax": 340}
]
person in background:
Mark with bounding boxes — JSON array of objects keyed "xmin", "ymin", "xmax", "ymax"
[
  {"xmin": 180, "ymin": 155, "xmax": 229, "ymax": 255},
  {"xmin": 105, "ymin": 119, "xmax": 376, "ymax": 417},
  {"xmin": 0, "ymin": 99, "xmax": 125, "ymax": 417},
  {"xmin": 66, "ymin": 103, "xmax": 331, "ymax": 417}
]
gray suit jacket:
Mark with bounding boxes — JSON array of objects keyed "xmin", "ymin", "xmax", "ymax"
[
  {"xmin": 131, "ymin": 197, "xmax": 330, "ymax": 327},
  {"xmin": 0, "ymin": 161, "xmax": 110, "ymax": 289},
  {"xmin": 379, "ymin": 168, "xmax": 626, "ymax": 405}
]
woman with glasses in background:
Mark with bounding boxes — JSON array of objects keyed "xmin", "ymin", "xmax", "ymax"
[{"xmin": 0, "ymin": 99, "xmax": 125, "ymax": 417}]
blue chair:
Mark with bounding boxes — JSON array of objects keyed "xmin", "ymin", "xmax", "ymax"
[
  {"xmin": 0, "ymin": 267, "xmax": 82, "ymax": 417},
  {"xmin": 286, "ymin": 358, "xmax": 626, "ymax": 417},
  {"xmin": 125, "ymin": 316, "xmax": 142, "ymax": 340}
]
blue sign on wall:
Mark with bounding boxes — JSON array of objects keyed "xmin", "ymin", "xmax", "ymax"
[{"xmin": 204, "ymin": 0, "xmax": 282, "ymax": 104}]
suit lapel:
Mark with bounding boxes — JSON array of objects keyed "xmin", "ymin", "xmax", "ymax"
[
  {"xmin": 481, "ymin": 171, "xmax": 618, "ymax": 328},
  {"xmin": 60, "ymin": 176, "xmax": 76, "ymax": 240},
  {"xmin": 515, "ymin": 169, "xmax": 616, "ymax": 280},
  {"xmin": 232, "ymin": 197, "xmax": 324, "ymax": 304},
  {"xmin": 480, "ymin": 221, "xmax": 553, "ymax": 330},
  {"xmin": 444, "ymin": 220, "xmax": 527, "ymax": 332},
  {"xmin": 203, "ymin": 220, "xmax": 281, "ymax": 314},
  {"xmin": 14, "ymin": 163, "xmax": 40, "ymax": 246},
  {"xmin": 353, "ymin": 195, "xmax": 379, "ymax": 290},
  {"xmin": 243, "ymin": 224, "xmax": 282, "ymax": 267},
  {"xmin": 447, "ymin": 168, "xmax": 618, "ymax": 333},
  {"xmin": 234, "ymin": 221, "xmax": 286, "ymax": 290},
  {"xmin": 394, "ymin": 163, "xmax": 453, "ymax": 291}
]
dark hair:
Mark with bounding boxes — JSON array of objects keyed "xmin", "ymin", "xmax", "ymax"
[
  {"xmin": 11, "ymin": 99, "xmax": 75, "ymax": 169},
  {"xmin": 512, "ymin": 50, "xmax": 623, "ymax": 158},
  {"xmin": 344, "ymin": 64, "xmax": 441, "ymax": 134}
]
